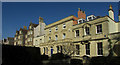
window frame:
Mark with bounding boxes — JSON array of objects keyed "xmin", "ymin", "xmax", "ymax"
[
  {"xmin": 49, "ymin": 29, "xmax": 51, "ymax": 33},
  {"xmin": 96, "ymin": 24, "xmax": 102, "ymax": 34},
  {"xmin": 60, "ymin": 46, "xmax": 63, "ymax": 53},
  {"xmin": 76, "ymin": 45, "xmax": 80, "ymax": 55},
  {"xmin": 55, "ymin": 26, "xmax": 58, "ymax": 31},
  {"xmin": 49, "ymin": 37, "xmax": 51, "ymax": 40},
  {"xmin": 97, "ymin": 42, "xmax": 103, "ymax": 55},
  {"xmin": 46, "ymin": 47, "xmax": 48, "ymax": 54},
  {"xmin": 86, "ymin": 43, "xmax": 90, "ymax": 55},
  {"xmin": 40, "ymin": 39, "xmax": 42, "ymax": 43},
  {"xmin": 63, "ymin": 33, "xmax": 66, "ymax": 39},
  {"xmin": 55, "ymin": 35, "xmax": 58, "ymax": 40},
  {"xmin": 56, "ymin": 46, "xmax": 59, "ymax": 53},
  {"xmin": 63, "ymin": 23, "xmax": 66, "ymax": 29},
  {"xmin": 85, "ymin": 27, "xmax": 90, "ymax": 35},
  {"xmin": 75, "ymin": 30, "xmax": 80, "ymax": 37}
]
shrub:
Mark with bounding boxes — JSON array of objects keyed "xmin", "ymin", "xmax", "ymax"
[
  {"xmin": 50, "ymin": 53, "xmax": 70, "ymax": 60},
  {"xmin": 70, "ymin": 59, "xmax": 83, "ymax": 65}
]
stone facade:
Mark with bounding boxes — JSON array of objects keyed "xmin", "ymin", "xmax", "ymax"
[
  {"xmin": 25, "ymin": 22, "xmax": 38, "ymax": 46},
  {"xmin": 14, "ymin": 27, "xmax": 27, "ymax": 46},
  {"xmin": 33, "ymin": 17, "xmax": 46, "ymax": 47},
  {"xmin": 10, "ymin": 5, "xmax": 120, "ymax": 59},
  {"xmin": 38, "ymin": 5, "xmax": 120, "ymax": 59}
]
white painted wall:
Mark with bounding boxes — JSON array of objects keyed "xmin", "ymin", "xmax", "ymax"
[
  {"xmin": 34, "ymin": 22, "xmax": 46, "ymax": 37},
  {"xmin": 108, "ymin": 17, "xmax": 117, "ymax": 33}
]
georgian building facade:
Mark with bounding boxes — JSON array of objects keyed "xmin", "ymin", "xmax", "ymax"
[
  {"xmin": 25, "ymin": 22, "xmax": 38, "ymax": 46},
  {"xmin": 38, "ymin": 5, "xmax": 120, "ymax": 59},
  {"xmin": 11, "ymin": 5, "xmax": 120, "ymax": 59}
]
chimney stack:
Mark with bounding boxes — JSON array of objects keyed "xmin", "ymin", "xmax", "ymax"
[
  {"xmin": 78, "ymin": 8, "xmax": 86, "ymax": 19},
  {"xmin": 23, "ymin": 26, "xmax": 27, "ymax": 30},
  {"xmin": 39, "ymin": 16, "xmax": 43, "ymax": 23},
  {"xmin": 108, "ymin": 5, "xmax": 114, "ymax": 20}
]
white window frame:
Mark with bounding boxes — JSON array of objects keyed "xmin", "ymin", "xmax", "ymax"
[
  {"xmin": 85, "ymin": 27, "xmax": 90, "ymax": 35},
  {"xmin": 55, "ymin": 26, "xmax": 58, "ymax": 31},
  {"xmin": 96, "ymin": 24, "xmax": 102, "ymax": 34},
  {"xmin": 76, "ymin": 45, "xmax": 80, "ymax": 55},
  {"xmin": 97, "ymin": 42, "xmax": 103, "ymax": 55},
  {"xmin": 49, "ymin": 37, "xmax": 51, "ymax": 40},
  {"xmin": 40, "ymin": 39, "xmax": 42, "ymax": 43},
  {"xmin": 78, "ymin": 19, "xmax": 83, "ymax": 24},
  {"xmin": 46, "ymin": 47, "xmax": 48, "ymax": 55},
  {"xmin": 86, "ymin": 43, "xmax": 90, "ymax": 55},
  {"xmin": 63, "ymin": 23, "xmax": 66, "ymax": 29},
  {"xmin": 43, "ymin": 47, "xmax": 45, "ymax": 54},
  {"xmin": 55, "ymin": 35, "xmax": 58, "ymax": 40},
  {"xmin": 56, "ymin": 46, "xmax": 59, "ymax": 53},
  {"xmin": 75, "ymin": 30, "xmax": 79, "ymax": 37},
  {"xmin": 63, "ymin": 33, "xmax": 66, "ymax": 39}
]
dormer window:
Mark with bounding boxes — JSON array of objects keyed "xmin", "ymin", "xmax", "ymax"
[
  {"xmin": 88, "ymin": 17, "xmax": 92, "ymax": 21},
  {"xmin": 78, "ymin": 19, "xmax": 86, "ymax": 24},
  {"xmin": 79, "ymin": 20, "xmax": 82, "ymax": 23},
  {"xmin": 87, "ymin": 15, "xmax": 96, "ymax": 21}
]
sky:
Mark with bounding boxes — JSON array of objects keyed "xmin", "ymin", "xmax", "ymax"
[{"xmin": 2, "ymin": 2, "xmax": 119, "ymax": 39}]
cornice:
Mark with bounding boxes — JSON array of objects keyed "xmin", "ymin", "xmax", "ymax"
[{"xmin": 45, "ymin": 15, "xmax": 74, "ymax": 29}]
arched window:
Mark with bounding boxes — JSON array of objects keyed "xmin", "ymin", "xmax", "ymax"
[
  {"xmin": 55, "ymin": 35, "xmax": 58, "ymax": 40},
  {"xmin": 63, "ymin": 33, "xmax": 66, "ymax": 39}
]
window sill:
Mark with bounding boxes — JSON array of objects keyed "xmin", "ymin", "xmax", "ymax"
[
  {"xmin": 96, "ymin": 32, "xmax": 102, "ymax": 35},
  {"xmin": 75, "ymin": 55, "xmax": 80, "ymax": 56},
  {"xmin": 97, "ymin": 55, "xmax": 103, "ymax": 56},
  {"xmin": 83, "ymin": 34, "xmax": 91, "ymax": 37},
  {"xmin": 86, "ymin": 54, "xmax": 90, "ymax": 56},
  {"xmin": 75, "ymin": 36, "xmax": 80, "ymax": 38}
]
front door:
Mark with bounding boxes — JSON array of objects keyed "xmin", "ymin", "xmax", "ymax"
[{"xmin": 51, "ymin": 48, "xmax": 53, "ymax": 55}]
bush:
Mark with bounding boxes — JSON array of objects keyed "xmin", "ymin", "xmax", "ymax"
[
  {"xmin": 106, "ymin": 56, "xmax": 120, "ymax": 65},
  {"xmin": 2, "ymin": 45, "xmax": 42, "ymax": 65},
  {"xmin": 50, "ymin": 53, "xmax": 70, "ymax": 60},
  {"xmin": 41, "ymin": 54, "xmax": 49, "ymax": 60},
  {"xmin": 70, "ymin": 59, "xmax": 83, "ymax": 65},
  {"xmin": 89, "ymin": 56, "xmax": 107, "ymax": 65}
]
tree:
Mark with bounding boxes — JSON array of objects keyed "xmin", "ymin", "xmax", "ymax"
[
  {"xmin": 108, "ymin": 33, "xmax": 120, "ymax": 57},
  {"xmin": 62, "ymin": 43, "xmax": 76, "ymax": 56}
]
